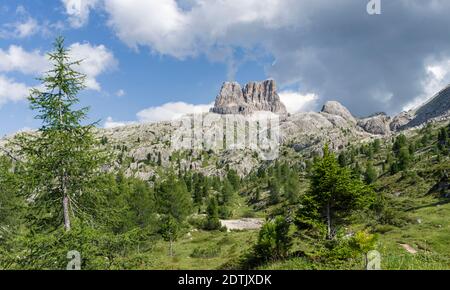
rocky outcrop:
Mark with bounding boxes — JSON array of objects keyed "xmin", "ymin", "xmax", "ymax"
[
  {"xmin": 357, "ymin": 113, "xmax": 391, "ymax": 135},
  {"xmin": 390, "ymin": 111, "xmax": 414, "ymax": 131},
  {"xmin": 403, "ymin": 85, "xmax": 450, "ymax": 129},
  {"xmin": 321, "ymin": 101, "xmax": 356, "ymax": 124},
  {"xmin": 211, "ymin": 79, "xmax": 287, "ymax": 115},
  {"xmin": 391, "ymin": 85, "xmax": 450, "ymax": 131}
]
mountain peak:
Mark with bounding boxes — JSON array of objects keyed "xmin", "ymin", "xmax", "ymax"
[{"xmin": 210, "ymin": 79, "xmax": 287, "ymax": 115}]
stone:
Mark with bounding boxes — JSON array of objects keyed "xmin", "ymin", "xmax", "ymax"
[
  {"xmin": 358, "ymin": 113, "xmax": 391, "ymax": 135},
  {"xmin": 321, "ymin": 101, "xmax": 356, "ymax": 124},
  {"xmin": 210, "ymin": 79, "xmax": 287, "ymax": 115}
]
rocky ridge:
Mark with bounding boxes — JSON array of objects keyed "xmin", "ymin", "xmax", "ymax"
[{"xmin": 1, "ymin": 80, "xmax": 449, "ymax": 180}]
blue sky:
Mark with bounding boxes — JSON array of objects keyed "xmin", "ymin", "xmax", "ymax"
[{"xmin": 1, "ymin": 0, "xmax": 450, "ymax": 136}]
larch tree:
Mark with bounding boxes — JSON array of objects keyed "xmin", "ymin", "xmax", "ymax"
[{"xmin": 14, "ymin": 37, "xmax": 105, "ymax": 232}]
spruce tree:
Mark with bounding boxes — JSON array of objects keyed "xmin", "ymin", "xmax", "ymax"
[
  {"xmin": 205, "ymin": 196, "xmax": 221, "ymax": 230},
  {"xmin": 298, "ymin": 145, "xmax": 374, "ymax": 240}
]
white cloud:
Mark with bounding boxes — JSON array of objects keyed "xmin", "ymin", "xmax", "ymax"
[
  {"xmin": 279, "ymin": 90, "xmax": 319, "ymax": 113},
  {"xmin": 0, "ymin": 5, "xmax": 63, "ymax": 39},
  {"xmin": 100, "ymin": 0, "xmax": 292, "ymax": 59},
  {"xmin": 137, "ymin": 101, "xmax": 213, "ymax": 123},
  {"xmin": 14, "ymin": 17, "xmax": 39, "ymax": 38},
  {"xmin": 60, "ymin": 0, "xmax": 450, "ymax": 115},
  {"xmin": 0, "ymin": 75, "xmax": 30, "ymax": 107},
  {"xmin": 68, "ymin": 42, "xmax": 117, "ymax": 91},
  {"xmin": 62, "ymin": 0, "xmax": 100, "ymax": 28},
  {"xmin": 0, "ymin": 43, "xmax": 116, "ymax": 93},
  {"xmin": 103, "ymin": 116, "xmax": 136, "ymax": 129},
  {"xmin": 403, "ymin": 59, "xmax": 450, "ymax": 111},
  {"xmin": 0, "ymin": 45, "xmax": 49, "ymax": 74}
]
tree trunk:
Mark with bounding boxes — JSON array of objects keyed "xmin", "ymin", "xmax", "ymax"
[
  {"xmin": 326, "ymin": 201, "xmax": 331, "ymax": 240},
  {"xmin": 63, "ymin": 195, "xmax": 71, "ymax": 231}
]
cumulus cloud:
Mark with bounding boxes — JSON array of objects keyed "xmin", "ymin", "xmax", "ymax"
[
  {"xmin": 62, "ymin": 0, "xmax": 100, "ymax": 28},
  {"xmin": 0, "ymin": 5, "xmax": 63, "ymax": 39},
  {"xmin": 137, "ymin": 101, "xmax": 213, "ymax": 123},
  {"xmin": 68, "ymin": 42, "xmax": 117, "ymax": 91},
  {"xmin": 0, "ymin": 45, "xmax": 50, "ymax": 74},
  {"xmin": 0, "ymin": 43, "xmax": 117, "ymax": 102},
  {"xmin": 64, "ymin": 0, "xmax": 450, "ymax": 115},
  {"xmin": 0, "ymin": 75, "xmax": 30, "ymax": 107},
  {"xmin": 279, "ymin": 91, "xmax": 319, "ymax": 113}
]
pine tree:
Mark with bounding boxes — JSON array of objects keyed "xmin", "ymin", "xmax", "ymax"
[
  {"xmin": 156, "ymin": 175, "xmax": 193, "ymax": 222},
  {"xmin": 13, "ymin": 37, "xmax": 106, "ymax": 232},
  {"xmin": 205, "ymin": 197, "xmax": 221, "ymax": 230},
  {"xmin": 298, "ymin": 145, "xmax": 374, "ymax": 240},
  {"xmin": 268, "ymin": 178, "xmax": 281, "ymax": 204},
  {"xmin": 285, "ymin": 173, "xmax": 300, "ymax": 204},
  {"xmin": 221, "ymin": 180, "xmax": 234, "ymax": 205},
  {"xmin": 364, "ymin": 161, "xmax": 377, "ymax": 184},
  {"xmin": 227, "ymin": 169, "xmax": 240, "ymax": 191},
  {"xmin": 254, "ymin": 216, "xmax": 292, "ymax": 262}
]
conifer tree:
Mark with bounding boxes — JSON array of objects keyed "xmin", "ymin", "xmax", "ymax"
[
  {"xmin": 14, "ymin": 37, "xmax": 106, "ymax": 232},
  {"xmin": 297, "ymin": 145, "xmax": 374, "ymax": 240}
]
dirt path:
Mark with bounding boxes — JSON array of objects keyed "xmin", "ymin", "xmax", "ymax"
[
  {"xmin": 399, "ymin": 243, "xmax": 418, "ymax": 254},
  {"xmin": 220, "ymin": 218, "xmax": 264, "ymax": 231}
]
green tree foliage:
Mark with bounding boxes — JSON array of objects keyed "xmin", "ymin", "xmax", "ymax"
[
  {"xmin": 159, "ymin": 215, "xmax": 180, "ymax": 257},
  {"xmin": 268, "ymin": 178, "xmax": 281, "ymax": 204},
  {"xmin": 13, "ymin": 37, "xmax": 106, "ymax": 232},
  {"xmin": 204, "ymin": 197, "xmax": 221, "ymax": 230},
  {"xmin": 0, "ymin": 157, "xmax": 23, "ymax": 239},
  {"xmin": 285, "ymin": 173, "xmax": 301, "ymax": 204},
  {"xmin": 297, "ymin": 145, "xmax": 375, "ymax": 240},
  {"xmin": 437, "ymin": 126, "xmax": 449, "ymax": 154},
  {"xmin": 155, "ymin": 175, "xmax": 192, "ymax": 222},
  {"xmin": 221, "ymin": 180, "xmax": 234, "ymax": 205},
  {"xmin": 254, "ymin": 216, "xmax": 292, "ymax": 262},
  {"xmin": 227, "ymin": 169, "xmax": 240, "ymax": 191},
  {"xmin": 364, "ymin": 161, "xmax": 377, "ymax": 184}
]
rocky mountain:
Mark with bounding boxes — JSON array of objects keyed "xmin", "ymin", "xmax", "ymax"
[
  {"xmin": 210, "ymin": 79, "xmax": 287, "ymax": 115},
  {"xmin": 399, "ymin": 84, "xmax": 450, "ymax": 129},
  {"xmin": 2, "ymin": 80, "xmax": 449, "ymax": 180}
]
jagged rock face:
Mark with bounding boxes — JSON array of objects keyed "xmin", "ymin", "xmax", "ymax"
[
  {"xmin": 211, "ymin": 80, "xmax": 287, "ymax": 115},
  {"xmin": 390, "ymin": 111, "xmax": 414, "ymax": 131},
  {"xmin": 358, "ymin": 113, "xmax": 391, "ymax": 135},
  {"xmin": 403, "ymin": 85, "xmax": 450, "ymax": 129},
  {"xmin": 321, "ymin": 101, "xmax": 356, "ymax": 124},
  {"xmin": 209, "ymin": 82, "xmax": 244, "ymax": 114}
]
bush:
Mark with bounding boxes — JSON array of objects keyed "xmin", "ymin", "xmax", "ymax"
[
  {"xmin": 253, "ymin": 216, "xmax": 292, "ymax": 263},
  {"xmin": 190, "ymin": 245, "xmax": 221, "ymax": 259}
]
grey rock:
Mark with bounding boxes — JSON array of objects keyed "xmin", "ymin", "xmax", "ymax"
[
  {"xmin": 321, "ymin": 101, "xmax": 356, "ymax": 124},
  {"xmin": 358, "ymin": 113, "xmax": 391, "ymax": 135},
  {"xmin": 211, "ymin": 79, "xmax": 287, "ymax": 115},
  {"xmin": 394, "ymin": 85, "xmax": 450, "ymax": 130},
  {"xmin": 390, "ymin": 111, "xmax": 414, "ymax": 131}
]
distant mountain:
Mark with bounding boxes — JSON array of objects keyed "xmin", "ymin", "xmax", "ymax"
[
  {"xmin": 210, "ymin": 79, "xmax": 287, "ymax": 115},
  {"xmin": 2, "ymin": 81, "xmax": 449, "ymax": 180}
]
